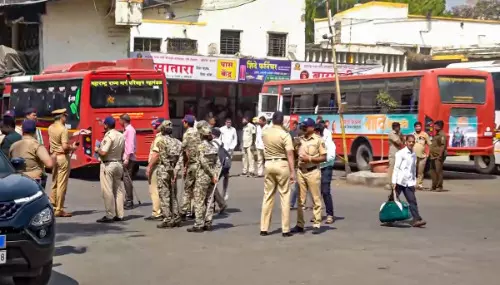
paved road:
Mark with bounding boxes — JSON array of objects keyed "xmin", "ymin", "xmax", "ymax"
[{"xmin": 3, "ymin": 162, "xmax": 500, "ymax": 285}]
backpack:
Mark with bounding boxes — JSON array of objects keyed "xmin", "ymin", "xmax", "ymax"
[{"xmin": 213, "ymin": 140, "xmax": 232, "ymax": 169}]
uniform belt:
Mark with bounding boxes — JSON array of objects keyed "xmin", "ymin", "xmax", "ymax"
[
  {"xmin": 102, "ymin": 160, "xmax": 123, "ymax": 164},
  {"xmin": 265, "ymin": 158, "xmax": 287, "ymax": 162},
  {"xmin": 300, "ymin": 166, "xmax": 319, "ymax": 173}
]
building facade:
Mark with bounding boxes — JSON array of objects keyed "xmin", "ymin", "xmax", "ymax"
[{"xmin": 312, "ymin": 1, "xmax": 500, "ymax": 70}]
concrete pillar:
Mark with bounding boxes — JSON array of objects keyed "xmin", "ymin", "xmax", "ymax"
[
  {"xmin": 11, "ymin": 23, "xmax": 19, "ymax": 50},
  {"xmin": 395, "ymin": 55, "xmax": 400, "ymax": 71},
  {"xmin": 390, "ymin": 55, "xmax": 395, "ymax": 72}
]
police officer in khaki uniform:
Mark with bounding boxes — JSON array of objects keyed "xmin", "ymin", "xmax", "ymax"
[
  {"xmin": 413, "ymin": 121, "xmax": 431, "ymax": 190},
  {"xmin": 292, "ymin": 118, "xmax": 327, "ymax": 235},
  {"xmin": 429, "ymin": 120, "xmax": 447, "ymax": 192},
  {"xmin": 241, "ymin": 116, "xmax": 256, "ymax": 176},
  {"xmin": 143, "ymin": 118, "xmax": 166, "ymax": 221},
  {"xmin": 9, "ymin": 120, "xmax": 53, "ymax": 184},
  {"xmin": 48, "ymin": 108, "xmax": 78, "ymax": 217},
  {"xmin": 388, "ymin": 122, "xmax": 404, "ymax": 189},
  {"xmin": 95, "ymin": 116, "xmax": 126, "ymax": 223},
  {"xmin": 260, "ymin": 111, "xmax": 296, "ymax": 237}
]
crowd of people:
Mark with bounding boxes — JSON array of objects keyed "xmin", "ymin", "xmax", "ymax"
[{"xmin": 0, "ymin": 107, "xmax": 448, "ymax": 235}]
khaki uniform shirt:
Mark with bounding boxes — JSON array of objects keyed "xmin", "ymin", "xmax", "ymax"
[
  {"xmin": 430, "ymin": 130, "xmax": 447, "ymax": 159},
  {"xmin": 388, "ymin": 130, "xmax": 403, "ymax": 158},
  {"xmin": 298, "ymin": 133, "xmax": 327, "ymax": 169},
  {"xmin": 262, "ymin": 125, "xmax": 294, "ymax": 160},
  {"xmin": 242, "ymin": 123, "xmax": 256, "ymax": 148},
  {"xmin": 149, "ymin": 133, "xmax": 162, "ymax": 164},
  {"xmin": 9, "ymin": 136, "xmax": 51, "ymax": 179},
  {"xmin": 413, "ymin": 131, "xmax": 431, "ymax": 158},
  {"xmin": 48, "ymin": 121, "xmax": 69, "ymax": 154},
  {"xmin": 100, "ymin": 129, "xmax": 125, "ymax": 162}
]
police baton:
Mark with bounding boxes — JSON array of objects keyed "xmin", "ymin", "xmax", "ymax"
[{"xmin": 205, "ymin": 167, "xmax": 223, "ymax": 221}]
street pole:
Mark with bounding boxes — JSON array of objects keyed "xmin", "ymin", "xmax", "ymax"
[{"xmin": 325, "ymin": 0, "xmax": 351, "ymax": 174}]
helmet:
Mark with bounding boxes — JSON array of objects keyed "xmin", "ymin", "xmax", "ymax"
[
  {"xmin": 159, "ymin": 120, "xmax": 173, "ymax": 131},
  {"xmin": 197, "ymin": 121, "xmax": 211, "ymax": 136}
]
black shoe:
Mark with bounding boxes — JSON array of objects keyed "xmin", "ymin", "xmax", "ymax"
[
  {"xmin": 282, "ymin": 232, "xmax": 293, "ymax": 237},
  {"xmin": 187, "ymin": 227, "xmax": 204, "ymax": 233},
  {"xmin": 187, "ymin": 213, "xmax": 195, "ymax": 220},
  {"xmin": 113, "ymin": 216, "xmax": 124, "ymax": 222},
  {"xmin": 96, "ymin": 216, "xmax": 114, "ymax": 223},
  {"xmin": 124, "ymin": 202, "xmax": 134, "ymax": 210},
  {"xmin": 219, "ymin": 204, "xmax": 227, "ymax": 214},
  {"xmin": 180, "ymin": 214, "xmax": 187, "ymax": 221},
  {"xmin": 203, "ymin": 224, "xmax": 213, "ymax": 231},
  {"xmin": 291, "ymin": 226, "xmax": 304, "ymax": 233},
  {"xmin": 157, "ymin": 221, "xmax": 173, "ymax": 229},
  {"xmin": 144, "ymin": 215, "xmax": 164, "ymax": 221},
  {"xmin": 260, "ymin": 231, "xmax": 269, "ymax": 236},
  {"xmin": 312, "ymin": 227, "xmax": 321, "ymax": 235}
]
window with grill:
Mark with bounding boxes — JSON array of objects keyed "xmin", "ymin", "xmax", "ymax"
[
  {"xmin": 167, "ymin": 38, "xmax": 198, "ymax": 55},
  {"xmin": 133, "ymin": 37, "xmax": 161, "ymax": 52},
  {"xmin": 220, "ymin": 30, "xmax": 241, "ymax": 55},
  {"xmin": 267, "ymin": 33, "xmax": 287, "ymax": 57}
]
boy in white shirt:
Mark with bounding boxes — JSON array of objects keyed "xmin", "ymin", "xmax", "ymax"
[{"xmin": 391, "ymin": 134, "xmax": 427, "ymax": 228}]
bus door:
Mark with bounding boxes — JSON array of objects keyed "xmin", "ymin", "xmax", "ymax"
[{"xmin": 258, "ymin": 93, "xmax": 281, "ymax": 121}]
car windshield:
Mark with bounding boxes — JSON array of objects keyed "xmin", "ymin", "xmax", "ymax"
[{"xmin": 0, "ymin": 152, "xmax": 14, "ymax": 178}]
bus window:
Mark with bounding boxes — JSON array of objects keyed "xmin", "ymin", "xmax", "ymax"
[
  {"xmin": 260, "ymin": 95, "xmax": 278, "ymax": 113},
  {"xmin": 360, "ymin": 79, "xmax": 386, "ymax": 113},
  {"xmin": 10, "ymin": 80, "xmax": 82, "ymax": 129},
  {"xmin": 341, "ymin": 80, "xmax": 361, "ymax": 113},
  {"xmin": 316, "ymin": 93, "xmax": 335, "ymax": 114},
  {"xmin": 437, "ymin": 76, "xmax": 486, "ymax": 104},
  {"xmin": 387, "ymin": 77, "xmax": 420, "ymax": 114},
  {"xmin": 90, "ymin": 79, "xmax": 164, "ymax": 108}
]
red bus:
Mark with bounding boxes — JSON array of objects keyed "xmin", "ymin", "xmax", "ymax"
[
  {"xmin": 2, "ymin": 58, "xmax": 168, "ymax": 176},
  {"xmin": 258, "ymin": 68, "xmax": 496, "ymax": 173}
]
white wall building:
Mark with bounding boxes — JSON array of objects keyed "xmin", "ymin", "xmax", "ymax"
[
  {"xmin": 131, "ymin": 0, "xmax": 305, "ymax": 61},
  {"xmin": 312, "ymin": 1, "xmax": 500, "ymax": 71},
  {"xmin": 40, "ymin": 0, "xmax": 133, "ymax": 70}
]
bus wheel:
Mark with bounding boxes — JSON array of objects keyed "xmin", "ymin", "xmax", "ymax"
[
  {"xmin": 474, "ymin": 155, "xmax": 496, "ymax": 174},
  {"xmin": 355, "ymin": 144, "xmax": 373, "ymax": 171}
]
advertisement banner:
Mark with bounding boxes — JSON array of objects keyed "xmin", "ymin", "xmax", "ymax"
[
  {"xmin": 129, "ymin": 52, "xmax": 238, "ymax": 82},
  {"xmin": 297, "ymin": 114, "xmax": 418, "ymax": 135},
  {"xmin": 290, "ymin": 62, "xmax": 384, "ymax": 80},
  {"xmin": 238, "ymin": 59, "xmax": 291, "ymax": 83},
  {"xmin": 448, "ymin": 114, "xmax": 478, "ymax": 148}
]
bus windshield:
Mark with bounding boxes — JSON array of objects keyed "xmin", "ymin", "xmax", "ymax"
[
  {"xmin": 90, "ymin": 79, "xmax": 164, "ymax": 108},
  {"xmin": 438, "ymin": 76, "xmax": 486, "ymax": 104}
]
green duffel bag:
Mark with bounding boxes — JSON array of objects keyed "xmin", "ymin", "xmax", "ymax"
[{"xmin": 379, "ymin": 188, "xmax": 411, "ymax": 223}]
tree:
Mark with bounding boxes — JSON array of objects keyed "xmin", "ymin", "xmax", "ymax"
[
  {"xmin": 449, "ymin": 0, "xmax": 500, "ymax": 20},
  {"xmin": 305, "ymin": 0, "xmax": 446, "ymax": 43}
]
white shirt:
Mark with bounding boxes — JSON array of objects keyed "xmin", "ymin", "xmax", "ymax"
[
  {"xmin": 321, "ymin": 131, "xmax": 336, "ymax": 168},
  {"xmin": 392, "ymin": 147, "xmax": 417, "ymax": 187},
  {"xmin": 219, "ymin": 125, "xmax": 237, "ymax": 151},
  {"xmin": 255, "ymin": 124, "xmax": 269, "ymax": 150}
]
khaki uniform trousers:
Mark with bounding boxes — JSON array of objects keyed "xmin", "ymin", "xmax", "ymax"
[
  {"xmin": 242, "ymin": 146, "xmax": 255, "ymax": 174},
  {"xmin": 416, "ymin": 157, "xmax": 427, "ymax": 188},
  {"xmin": 50, "ymin": 154, "xmax": 70, "ymax": 213},
  {"xmin": 148, "ymin": 166, "xmax": 162, "ymax": 217},
  {"xmin": 260, "ymin": 160, "xmax": 291, "ymax": 233},
  {"xmin": 297, "ymin": 167, "xmax": 322, "ymax": 228},
  {"xmin": 256, "ymin": 148, "xmax": 265, "ymax": 176},
  {"xmin": 430, "ymin": 158, "xmax": 444, "ymax": 190},
  {"xmin": 387, "ymin": 155, "xmax": 396, "ymax": 186},
  {"xmin": 100, "ymin": 162, "xmax": 125, "ymax": 219}
]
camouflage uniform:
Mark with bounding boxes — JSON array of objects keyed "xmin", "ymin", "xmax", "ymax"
[
  {"xmin": 189, "ymin": 121, "xmax": 221, "ymax": 231},
  {"xmin": 156, "ymin": 120, "xmax": 183, "ymax": 227},
  {"xmin": 180, "ymin": 124, "xmax": 201, "ymax": 216}
]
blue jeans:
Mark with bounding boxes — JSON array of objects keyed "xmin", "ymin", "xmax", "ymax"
[
  {"xmin": 290, "ymin": 172, "xmax": 312, "ymax": 208},
  {"xmin": 320, "ymin": 166, "xmax": 334, "ymax": 217}
]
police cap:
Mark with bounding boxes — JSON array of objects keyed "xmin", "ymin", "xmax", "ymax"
[
  {"xmin": 51, "ymin": 108, "xmax": 67, "ymax": 116},
  {"xmin": 22, "ymin": 119, "xmax": 37, "ymax": 134}
]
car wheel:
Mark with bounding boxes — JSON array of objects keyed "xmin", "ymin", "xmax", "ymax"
[{"xmin": 13, "ymin": 261, "xmax": 52, "ymax": 285}]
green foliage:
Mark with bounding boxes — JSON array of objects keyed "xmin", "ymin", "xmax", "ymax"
[
  {"xmin": 306, "ymin": 0, "xmax": 446, "ymax": 44},
  {"xmin": 448, "ymin": 0, "xmax": 500, "ymax": 20},
  {"xmin": 376, "ymin": 90, "xmax": 398, "ymax": 112}
]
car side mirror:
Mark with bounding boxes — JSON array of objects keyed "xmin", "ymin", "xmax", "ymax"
[{"xmin": 10, "ymin": 157, "xmax": 26, "ymax": 172}]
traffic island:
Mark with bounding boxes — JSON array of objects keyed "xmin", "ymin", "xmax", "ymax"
[{"xmin": 346, "ymin": 171, "xmax": 388, "ymax": 187}]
